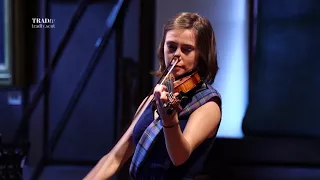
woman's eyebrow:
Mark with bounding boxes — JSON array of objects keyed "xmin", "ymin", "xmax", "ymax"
[
  {"xmin": 166, "ymin": 41, "xmax": 176, "ymax": 45},
  {"xmin": 166, "ymin": 41, "xmax": 194, "ymax": 47},
  {"xmin": 183, "ymin": 44, "xmax": 195, "ymax": 47}
]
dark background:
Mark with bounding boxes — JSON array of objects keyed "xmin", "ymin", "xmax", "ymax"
[
  {"xmin": 0, "ymin": 0, "xmax": 320, "ymax": 179},
  {"xmin": 0, "ymin": 0, "xmax": 4, "ymax": 65},
  {"xmin": 243, "ymin": 0, "xmax": 320, "ymax": 138}
]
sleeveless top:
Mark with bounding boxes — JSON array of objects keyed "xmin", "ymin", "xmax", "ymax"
[{"xmin": 132, "ymin": 82, "xmax": 222, "ymax": 180}]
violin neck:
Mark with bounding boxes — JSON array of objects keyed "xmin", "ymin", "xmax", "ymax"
[{"xmin": 162, "ymin": 73, "xmax": 175, "ymax": 93}]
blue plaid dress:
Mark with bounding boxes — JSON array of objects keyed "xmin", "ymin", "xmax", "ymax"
[{"xmin": 130, "ymin": 83, "xmax": 221, "ymax": 180}]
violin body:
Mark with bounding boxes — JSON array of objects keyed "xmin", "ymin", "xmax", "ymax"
[{"xmin": 173, "ymin": 71, "xmax": 201, "ymax": 94}]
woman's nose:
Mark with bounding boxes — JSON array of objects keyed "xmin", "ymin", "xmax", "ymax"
[
  {"xmin": 174, "ymin": 48, "xmax": 182, "ymax": 56},
  {"xmin": 173, "ymin": 48, "xmax": 182, "ymax": 60}
]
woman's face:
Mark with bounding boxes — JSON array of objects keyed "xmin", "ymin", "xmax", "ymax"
[{"xmin": 164, "ymin": 29, "xmax": 198, "ymax": 78}]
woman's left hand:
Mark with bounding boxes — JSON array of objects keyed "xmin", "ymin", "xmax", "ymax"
[{"xmin": 153, "ymin": 84, "xmax": 179, "ymax": 124}]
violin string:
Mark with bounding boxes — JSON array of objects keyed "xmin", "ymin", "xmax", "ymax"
[
  {"xmin": 169, "ymin": 74, "xmax": 174, "ymax": 93},
  {"xmin": 165, "ymin": 76, "xmax": 173, "ymax": 93},
  {"xmin": 160, "ymin": 58, "xmax": 179, "ymax": 86},
  {"xmin": 165, "ymin": 73, "xmax": 174, "ymax": 93}
]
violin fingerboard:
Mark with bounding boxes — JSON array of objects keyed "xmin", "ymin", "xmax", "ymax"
[{"xmin": 163, "ymin": 73, "xmax": 175, "ymax": 93}]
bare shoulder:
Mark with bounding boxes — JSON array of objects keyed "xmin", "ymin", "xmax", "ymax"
[
  {"xmin": 191, "ymin": 100, "xmax": 221, "ymax": 124},
  {"xmin": 182, "ymin": 94, "xmax": 221, "ymax": 151}
]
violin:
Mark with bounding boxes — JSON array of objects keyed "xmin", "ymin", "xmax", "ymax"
[
  {"xmin": 133, "ymin": 57, "xmax": 201, "ymax": 118},
  {"xmin": 173, "ymin": 70, "xmax": 201, "ymax": 94},
  {"xmin": 161, "ymin": 70, "xmax": 201, "ymax": 114}
]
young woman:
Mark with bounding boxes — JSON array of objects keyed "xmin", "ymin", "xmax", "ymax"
[{"xmin": 85, "ymin": 12, "xmax": 222, "ymax": 180}]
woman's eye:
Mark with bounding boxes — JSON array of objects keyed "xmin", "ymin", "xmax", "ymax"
[
  {"xmin": 167, "ymin": 45, "xmax": 177, "ymax": 52},
  {"xmin": 167, "ymin": 44, "xmax": 176, "ymax": 50},
  {"xmin": 184, "ymin": 48, "xmax": 192, "ymax": 52},
  {"xmin": 182, "ymin": 47, "xmax": 193, "ymax": 53}
]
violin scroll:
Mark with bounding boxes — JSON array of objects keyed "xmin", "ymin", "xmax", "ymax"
[{"xmin": 163, "ymin": 92, "xmax": 183, "ymax": 115}]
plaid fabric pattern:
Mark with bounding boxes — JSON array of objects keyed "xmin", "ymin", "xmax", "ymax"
[
  {"xmin": 129, "ymin": 84, "xmax": 220, "ymax": 179},
  {"xmin": 129, "ymin": 117, "xmax": 162, "ymax": 178},
  {"xmin": 179, "ymin": 85, "xmax": 220, "ymax": 117}
]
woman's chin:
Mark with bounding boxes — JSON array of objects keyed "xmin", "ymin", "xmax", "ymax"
[{"xmin": 173, "ymin": 71, "xmax": 185, "ymax": 78}]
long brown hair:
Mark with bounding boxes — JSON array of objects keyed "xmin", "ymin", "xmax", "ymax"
[{"xmin": 154, "ymin": 12, "xmax": 219, "ymax": 84}]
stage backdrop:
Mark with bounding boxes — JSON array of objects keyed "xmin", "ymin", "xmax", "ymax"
[{"xmin": 242, "ymin": 0, "xmax": 320, "ymax": 138}]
